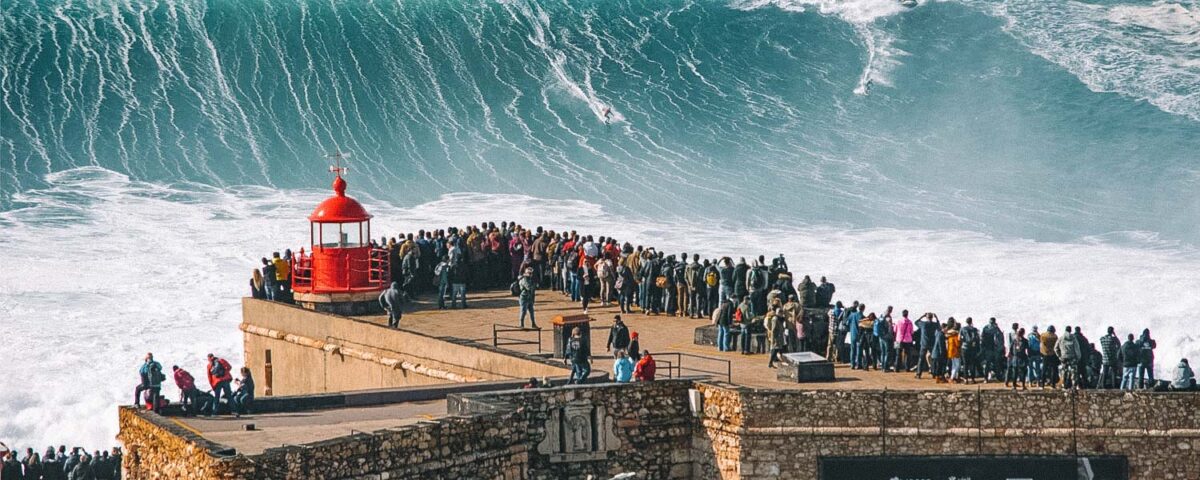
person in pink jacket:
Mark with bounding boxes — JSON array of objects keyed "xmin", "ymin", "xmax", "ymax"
[{"xmin": 894, "ymin": 310, "xmax": 915, "ymax": 372}]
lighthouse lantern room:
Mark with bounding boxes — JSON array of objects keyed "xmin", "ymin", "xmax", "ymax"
[{"xmin": 290, "ymin": 156, "xmax": 390, "ymax": 315}]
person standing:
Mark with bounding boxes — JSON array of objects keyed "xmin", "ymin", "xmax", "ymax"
[
  {"xmin": 378, "ymin": 281, "xmax": 403, "ymax": 328},
  {"xmin": 613, "ymin": 350, "xmax": 634, "ymax": 383},
  {"xmin": 875, "ymin": 311, "xmax": 895, "ymax": 372},
  {"xmin": 826, "ymin": 302, "xmax": 846, "ymax": 362},
  {"xmin": 518, "ymin": 267, "xmax": 538, "ymax": 329},
  {"xmin": 945, "ymin": 320, "xmax": 962, "ymax": 382},
  {"xmin": 686, "ymin": 255, "xmax": 704, "ymax": 319},
  {"xmin": 206, "ymin": 354, "xmax": 233, "ymax": 416},
  {"xmin": 1056, "ymin": 326, "xmax": 1082, "ymax": 390},
  {"xmin": 714, "ymin": 297, "xmax": 735, "ymax": 352},
  {"xmin": 565, "ymin": 327, "xmax": 591, "ymax": 385},
  {"xmin": 1025, "ymin": 326, "xmax": 1042, "ymax": 386},
  {"xmin": 433, "ymin": 256, "xmax": 451, "ymax": 310},
  {"xmin": 915, "ymin": 313, "xmax": 939, "ymax": 379},
  {"xmin": 606, "ymin": 315, "xmax": 630, "ymax": 355},
  {"xmin": 133, "ymin": 353, "xmax": 164, "ymax": 414},
  {"xmin": 449, "ymin": 261, "xmax": 468, "ymax": 309},
  {"xmin": 1039, "ymin": 326, "xmax": 1060, "ymax": 389},
  {"xmin": 1119, "ymin": 334, "xmax": 1140, "ymax": 390},
  {"xmin": 984, "ymin": 319, "xmax": 1003, "ymax": 381},
  {"xmin": 816, "ymin": 277, "xmax": 836, "ymax": 308},
  {"xmin": 1137, "ymin": 329, "xmax": 1157, "ymax": 389},
  {"xmin": 634, "ymin": 350, "xmax": 656, "ymax": 382},
  {"xmin": 1099, "ymin": 326, "xmax": 1120, "ymax": 389},
  {"xmin": 960, "ymin": 317, "xmax": 980, "ymax": 383},
  {"xmin": 931, "ymin": 323, "xmax": 948, "ymax": 383},
  {"xmin": 597, "ymin": 257, "xmax": 614, "ymax": 307},
  {"xmin": 847, "ymin": 305, "xmax": 865, "ymax": 370},
  {"xmin": 261, "ymin": 258, "xmax": 277, "ymax": 301},
  {"xmin": 271, "ymin": 251, "xmax": 290, "ymax": 297}
]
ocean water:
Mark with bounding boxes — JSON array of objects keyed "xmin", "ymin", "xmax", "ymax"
[{"xmin": 2, "ymin": 0, "xmax": 1199, "ymax": 449}]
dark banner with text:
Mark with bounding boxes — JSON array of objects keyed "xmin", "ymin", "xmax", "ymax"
[{"xmin": 820, "ymin": 456, "xmax": 1128, "ymax": 480}]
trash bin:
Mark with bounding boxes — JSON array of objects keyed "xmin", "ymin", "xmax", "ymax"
[{"xmin": 553, "ymin": 314, "xmax": 593, "ymax": 359}]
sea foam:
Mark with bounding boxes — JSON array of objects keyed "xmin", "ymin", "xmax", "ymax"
[{"xmin": 2, "ymin": 169, "xmax": 1197, "ymax": 450}]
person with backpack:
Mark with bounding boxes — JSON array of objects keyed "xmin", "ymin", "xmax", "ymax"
[
  {"xmin": 206, "ymin": 354, "xmax": 233, "ymax": 416},
  {"xmin": 133, "ymin": 353, "xmax": 164, "ymax": 414},
  {"xmin": 746, "ymin": 260, "xmax": 768, "ymax": 317},
  {"xmin": 433, "ymin": 256, "xmax": 451, "ymax": 309},
  {"xmin": 517, "ymin": 267, "xmax": 538, "ymax": 328},
  {"xmin": 172, "ymin": 365, "xmax": 201, "ymax": 416},
  {"xmin": 597, "ymin": 257, "xmax": 614, "ymax": 307},
  {"xmin": 1026, "ymin": 326, "xmax": 1042, "ymax": 386},
  {"xmin": 874, "ymin": 309, "xmax": 895, "ymax": 372},
  {"xmin": 565, "ymin": 327, "xmax": 591, "ymax": 384},
  {"xmin": 827, "ymin": 301, "xmax": 847, "ymax": 362}
]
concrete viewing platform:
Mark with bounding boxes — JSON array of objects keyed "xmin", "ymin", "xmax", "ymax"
[
  {"xmin": 361, "ymin": 288, "xmax": 1013, "ymax": 391},
  {"xmin": 116, "ymin": 288, "xmax": 1200, "ymax": 480}
]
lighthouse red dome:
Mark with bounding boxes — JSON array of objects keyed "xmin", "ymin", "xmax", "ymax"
[{"xmin": 308, "ymin": 175, "xmax": 372, "ymax": 223}]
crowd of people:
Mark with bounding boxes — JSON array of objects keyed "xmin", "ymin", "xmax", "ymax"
[
  {"xmin": 130, "ymin": 352, "xmax": 255, "ymax": 418},
  {"xmin": 251, "ymin": 221, "xmax": 1194, "ymax": 392},
  {"xmin": 819, "ymin": 306, "xmax": 1196, "ymax": 391},
  {"xmin": 1, "ymin": 445, "xmax": 121, "ymax": 480}
]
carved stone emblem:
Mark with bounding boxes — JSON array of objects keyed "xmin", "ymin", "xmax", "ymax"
[{"xmin": 537, "ymin": 400, "xmax": 620, "ymax": 462}]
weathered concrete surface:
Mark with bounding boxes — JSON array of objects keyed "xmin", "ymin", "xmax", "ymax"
[
  {"xmin": 241, "ymin": 298, "xmax": 570, "ymax": 396},
  {"xmin": 180, "ymin": 399, "xmax": 446, "ymax": 455}
]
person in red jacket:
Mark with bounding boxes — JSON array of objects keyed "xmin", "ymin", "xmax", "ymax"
[
  {"xmin": 206, "ymin": 354, "xmax": 233, "ymax": 416},
  {"xmin": 634, "ymin": 350, "xmax": 656, "ymax": 382},
  {"xmin": 172, "ymin": 366, "xmax": 201, "ymax": 416}
]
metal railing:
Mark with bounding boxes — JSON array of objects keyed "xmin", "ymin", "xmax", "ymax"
[
  {"xmin": 491, "ymin": 324, "xmax": 543, "ymax": 353},
  {"xmin": 653, "ymin": 352, "xmax": 732, "ymax": 383}
]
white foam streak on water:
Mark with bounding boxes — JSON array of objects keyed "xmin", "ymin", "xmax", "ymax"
[
  {"xmin": 730, "ymin": 0, "xmax": 913, "ymax": 94},
  {"xmin": 2, "ymin": 168, "xmax": 1199, "ymax": 449},
  {"xmin": 980, "ymin": 0, "xmax": 1200, "ymax": 121}
]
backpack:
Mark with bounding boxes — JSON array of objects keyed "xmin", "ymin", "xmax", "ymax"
[
  {"xmin": 749, "ymin": 268, "xmax": 763, "ymax": 289},
  {"xmin": 210, "ymin": 360, "xmax": 226, "ymax": 379},
  {"xmin": 566, "ymin": 250, "xmax": 580, "ymax": 270},
  {"xmin": 510, "ymin": 281, "xmax": 521, "ymax": 297},
  {"xmin": 150, "ymin": 363, "xmax": 165, "ymax": 383},
  {"xmin": 705, "ymin": 270, "xmax": 718, "ymax": 287}
]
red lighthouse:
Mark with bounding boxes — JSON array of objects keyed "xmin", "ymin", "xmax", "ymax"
[{"xmin": 290, "ymin": 156, "xmax": 390, "ymax": 315}]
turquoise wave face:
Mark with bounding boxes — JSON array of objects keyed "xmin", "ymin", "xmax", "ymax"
[{"xmin": 2, "ymin": 0, "xmax": 1198, "ymax": 242}]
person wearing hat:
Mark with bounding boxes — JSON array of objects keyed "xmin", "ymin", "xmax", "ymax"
[
  {"xmin": 628, "ymin": 332, "xmax": 642, "ymax": 362},
  {"xmin": 518, "ymin": 267, "xmax": 538, "ymax": 329}
]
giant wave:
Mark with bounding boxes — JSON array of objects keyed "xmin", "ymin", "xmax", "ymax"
[{"xmin": 2, "ymin": 0, "xmax": 1199, "ymax": 449}]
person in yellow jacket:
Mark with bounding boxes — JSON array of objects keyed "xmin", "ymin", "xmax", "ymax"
[
  {"xmin": 945, "ymin": 322, "xmax": 963, "ymax": 383},
  {"xmin": 271, "ymin": 252, "xmax": 290, "ymax": 297}
]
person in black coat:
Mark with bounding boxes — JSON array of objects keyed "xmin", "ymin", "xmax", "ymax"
[{"xmin": 606, "ymin": 315, "xmax": 630, "ymax": 355}]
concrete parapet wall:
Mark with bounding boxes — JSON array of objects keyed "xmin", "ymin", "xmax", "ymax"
[
  {"xmin": 693, "ymin": 384, "xmax": 1200, "ymax": 479},
  {"xmin": 241, "ymin": 298, "xmax": 568, "ymax": 396}
]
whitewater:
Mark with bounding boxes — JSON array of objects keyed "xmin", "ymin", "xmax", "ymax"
[{"xmin": 2, "ymin": 0, "xmax": 1199, "ymax": 449}]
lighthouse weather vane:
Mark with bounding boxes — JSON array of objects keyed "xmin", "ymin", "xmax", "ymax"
[{"xmin": 326, "ymin": 151, "xmax": 351, "ymax": 177}]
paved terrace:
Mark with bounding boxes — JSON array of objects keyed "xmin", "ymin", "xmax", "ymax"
[
  {"xmin": 364, "ymin": 289, "xmax": 1014, "ymax": 391},
  {"xmin": 176, "ymin": 289, "xmax": 1012, "ymax": 457}
]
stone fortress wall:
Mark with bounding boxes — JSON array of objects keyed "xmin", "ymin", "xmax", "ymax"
[{"xmin": 120, "ymin": 379, "xmax": 1200, "ymax": 479}]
